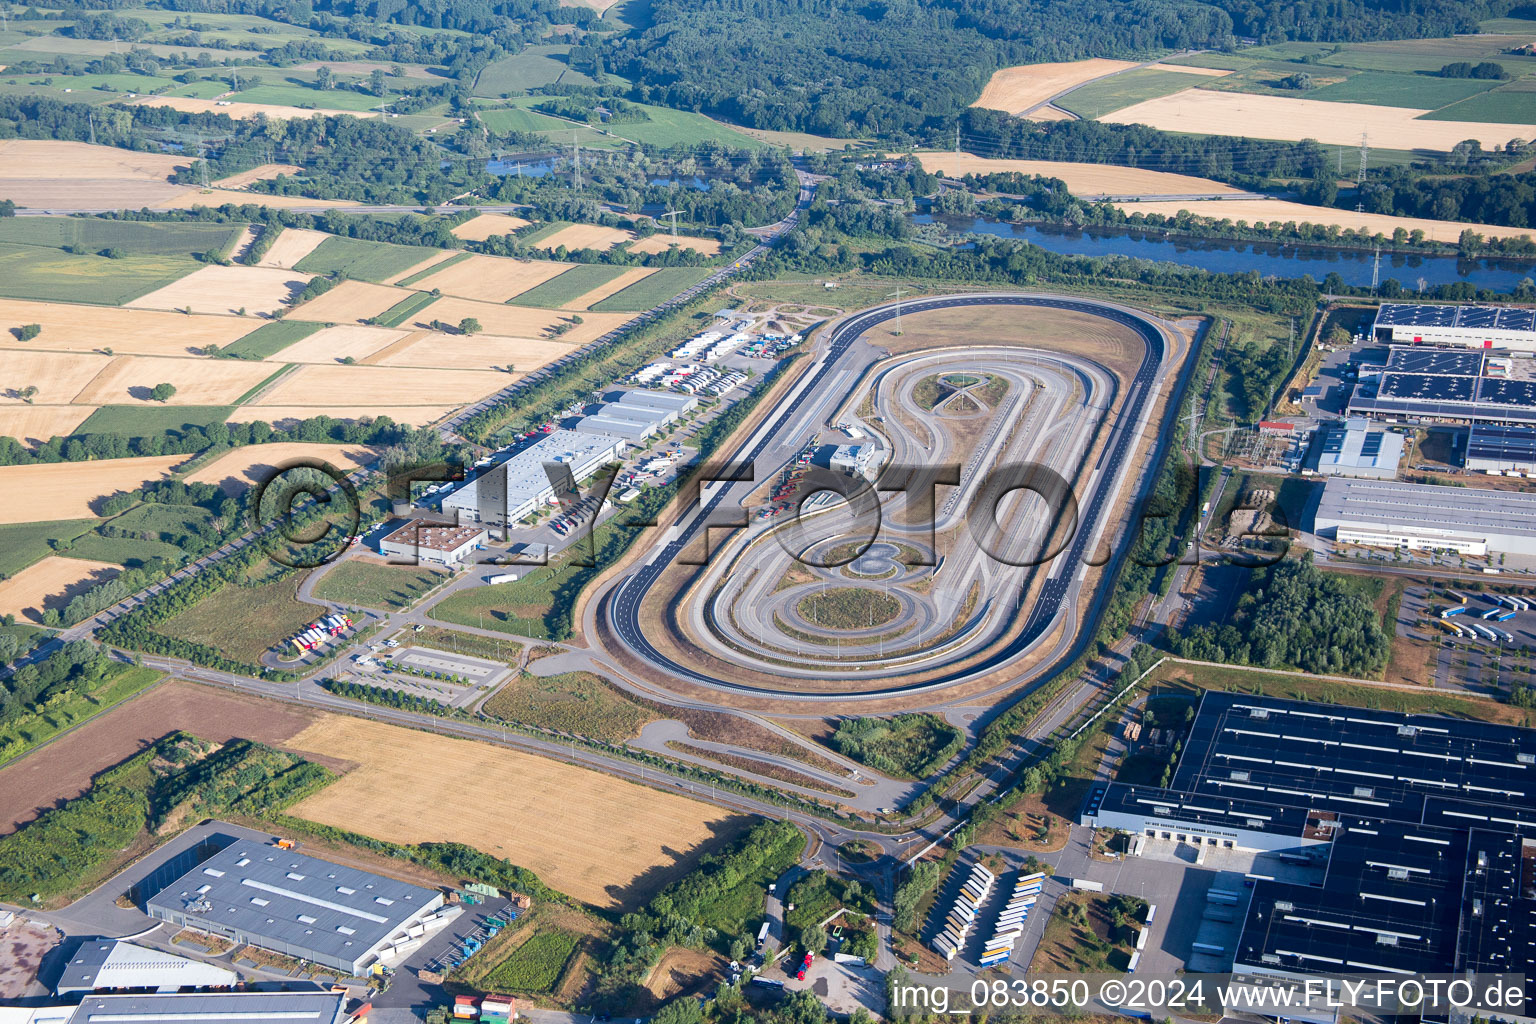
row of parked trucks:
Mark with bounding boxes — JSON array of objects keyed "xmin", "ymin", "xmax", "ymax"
[
  {"xmin": 979, "ymin": 872, "xmax": 1044, "ymax": 968},
  {"xmin": 932, "ymin": 861, "xmax": 995, "ymax": 961},
  {"xmin": 452, "ymin": 993, "xmax": 515, "ymax": 1021},
  {"xmin": 1437, "ymin": 590, "xmax": 1524, "ymax": 643},
  {"xmin": 289, "ymin": 614, "xmax": 354, "ymax": 654}
]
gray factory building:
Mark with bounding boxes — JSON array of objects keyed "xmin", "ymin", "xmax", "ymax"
[
  {"xmin": 1306, "ymin": 417, "xmax": 1402, "ymax": 478},
  {"xmin": 575, "ymin": 389, "xmax": 700, "ymax": 442},
  {"xmin": 145, "ymin": 839, "xmax": 443, "ymax": 975},
  {"xmin": 1312, "ymin": 476, "xmax": 1536, "ymax": 556},
  {"xmin": 64, "ymin": 992, "xmax": 347, "ymax": 1024},
  {"xmin": 442, "ymin": 429, "xmax": 626, "ymax": 528},
  {"xmin": 1465, "ymin": 424, "xmax": 1536, "ymax": 474}
]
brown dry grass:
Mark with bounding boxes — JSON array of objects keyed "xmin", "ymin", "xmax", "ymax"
[
  {"xmin": 0, "ymin": 299, "xmax": 262, "ymax": 357},
  {"xmin": 566, "ymin": 268, "xmax": 657, "ymax": 310},
  {"xmin": 0, "ymin": 140, "xmax": 184, "ymax": 181},
  {"xmin": 269, "ymin": 324, "xmax": 410, "ymax": 364},
  {"xmin": 153, "ymin": 190, "xmax": 360, "ymax": 211},
  {"xmin": 1145, "ymin": 63, "xmax": 1231, "ymax": 76},
  {"xmin": 638, "ymin": 948, "xmax": 726, "ymax": 1011},
  {"xmin": 184, "ymin": 442, "xmax": 376, "ymax": 495},
  {"xmin": 972, "ymin": 59, "xmax": 1141, "ymax": 114},
  {"xmin": 211, "ymin": 163, "xmax": 305, "ymax": 189},
  {"xmin": 536, "ymin": 224, "xmax": 636, "ymax": 252},
  {"xmin": 1115, "ymin": 197, "xmax": 1536, "ymax": 243},
  {"xmin": 256, "ymin": 228, "xmax": 331, "ymax": 269},
  {"xmin": 412, "ymin": 296, "xmax": 631, "ymax": 344},
  {"xmin": 0, "ymin": 404, "xmax": 92, "ymax": 444},
  {"xmin": 0, "ymin": 454, "xmax": 185, "ymax": 524},
  {"xmin": 379, "ymin": 250, "xmax": 458, "ymax": 286},
  {"xmin": 451, "ymin": 213, "xmax": 532, "ymax": 241},
  {"xmin": 0, "ymin": 555, "xmax": 120, "ymax": 622},
  {"xmin": 290, "ymin": 280, "xmax": 417, "ymax": 323},
  {"xmin": 72, "ymin": 354, "xmax": 276, "ymax": 407},
  {"xmin": 227, "ymin": 404, "xmax": 456, "ymax": 427},
  {"xmin": 1102, "ymin": 89, "xmax": 1536, "ymax": 150},
  {"xmin": 127, "ymin": 265, "xmax": 312, "ymax": 317},
  {"xmin": 250, "ymin": 362, "xmax": 510, "ymax": 407},
  {"xmin": 909, "ymin": 152, "xmax": 1244, "ymax": 196},
  {"xmin": 127, "ymin": 95, "xmax": 379, "ymax": 121},
  {"xmin": 373, "ymin": 332, "xmax": 573, "ymax": 372},
  {"xmin": 628, "ymin": 235, "xmax": 724, "ymax": 257},
  {"xmin": 413, "ymin": 254, "xmax": 577, "ymax": 303},
  {"xmin": 283, "ymin": 715, "xmax": 748, "ymax": 908},
  {"xmin": 0, "ymin": 350, "xmax": 117, "ymax": 405}
]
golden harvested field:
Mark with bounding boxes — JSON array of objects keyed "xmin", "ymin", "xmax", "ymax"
[
  {"xmin": 185, "ymin": 442, "xmax": 376, "ymax": 495},
  {"xmin": 0, "ymin": 556, "xmax": 121, "ymax": 622},
  {"xmin": 0, "ymin": 455, "xmax": 185, "ymax": 524},
  {"xmin": 413, "ymin": 253, "xmax": 577, "ymax": 303},
  {"xmin": 566, "ymin": 267, "xmax": 658, "ymax": 309},
  {"xmin": 0, "ymin": 300, "xmax": 260, "ymax": 356},
  {"xmin": 908, "ymin": 152, "xmax": 1244, "ymax": 196},
  {"xmin": 153, "ymin": 189, "xmax": 360, "ymax": 210},
  {"xmin": 0, "ymin": 140, "xmax": 190, "ymax": 207},
  {"xmin": 536, "ymin": 223, "xmax": 637, "ymax": 252},
  {"xmin": 256, "ymin": 228, "xmax": 331, "ymax": 269},
  {"xmin": 451, "ymin": 213, "xmax": 532, "ymax": 241},
  {"xmin": 1145, "ymin": 63, "xmax": 1231, "ymax": 76},
  {"xmin": 127, "ymin": 96, "xmax": 380, "ymax": 121},
  {"xmin": 380, "ymin": 250, "xmax": 457, "ymax": 286},
  {"xmin": 283, "ymin": 715, "xmax": 742, "ymax": 908},
  {"xmin": 227, "ymin": 404, "xmax": 456, "ymax": 427},
  {"xmin": 73, "ymin": 355, "xmax": 276, "ymax": 407},
  {"xmin": 251, "ymin": 363, "xmax": 510, "ymax": 408},
  {"xmin": 413, "ymin": 296, "xmax": 630, "ymax": 344},
  {"xmin": 1101, "ymin": 90, "xmax": 1536, "ymax": 150},
  {"xmin": 1116, "ymin": 198, "xmax": 1536, "ymax": 243},
  {"xmin": 0, "ymin": 351, "xmax": 114, "ymax": 405},
  {"xmin": 373, "ymin": 332, "xmax": 574, "ymax": 372},
  {"xmin": 972, "ymin": 59, "xmax": 1140, "ymax": 114},
  {"xmin": 291, "ymin": 280, "xmax": 416, "ymax": 323},
  {"xmin": 1027, "ymin": 105, "xmax": 1078, "ymax": 121},
  {"xmin": 0, "ymin": 404, "xmax": 92, "ymax": 444},
  {"xmin": 127, "ymin": 265, "xmax": 312, "ymax": 318},
  {"xmin": 270, "ymin": 324, "xmax": 410, "ymax": 364},
  {"xmin": 211, "ymin": 163, "xmax": 305, "ymax": 188},
  {"xmin": 628, "ymin": 234, "xmax": 724, "ymax": 257}
]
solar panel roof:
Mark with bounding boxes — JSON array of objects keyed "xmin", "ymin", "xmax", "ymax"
[
  {"xmin": 1379, "ymin": 372, "xmax": 1475, "ymax": 402},
  {"xmin": 1384, "ymin": 347, "xmax": 1482, "ymax": 376},
  {"xmin": 1478, "ymin": 378, "xmax": 1536, "ymax": 408},
  {"xmin": 1466, "ymin": 424, "xmax": 1536, "ymax": 463},
  {"xmin": 1375, "ymin": 303, "xmax": 1536, "ymax": 331}
]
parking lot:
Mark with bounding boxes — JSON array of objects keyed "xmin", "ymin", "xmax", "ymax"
[{"xmin": 1395, "ymin": 585, "xmax": 1536, "ymax": 694}]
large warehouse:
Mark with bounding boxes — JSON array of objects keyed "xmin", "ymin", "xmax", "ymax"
[
  {"xmin": 61, "ymin": 992, "xmax": 347, "ymax": 1024},
  {"xmin": 1304, "ymin": 417, "xmax": 1402, "ymax": 478},
  {"xmin": 1087, "ymin": 693, "xmax": 1536, "ymax": 996},
  {"xmin": 146, "ymin": 841, "xmax": 444, "ymax": 976},
  {"xmin": 1372, "ymin": 302, "xmax": 1536, "ymax": 350},
  {"xmin": 56, "ymin": 940, "xmax": 237, "ymax": 996},
  {"xmin": 1312, "ymin": 476, "xmax": 1536, "ymax": 556},
  {"xmin": 1346, "ymin": 344, "xmax": 1536, "ymax": 426},
  {"xmin": 1465, "ymin": 423, "xmax": 1536, "ymax": 474},
  {"xmin": 441, "ymin": 429, "xmax": 626, "ymax": 528}
]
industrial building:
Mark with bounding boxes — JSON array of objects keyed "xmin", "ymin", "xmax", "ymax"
[
  {"xmin": 1312, "ymin": 476, "xmax": 1536, "ymax": 556},
  {"xmin": 1372, "ymin": 302, "xmax": 1536, "ymax": 350},
  {"xmin": 1087, "ymin": 693, "xmax": 1536, "ymax": 1000},
  {"xmin": 378, "ymin": 520, "xmax": 486, "ymax": 566},
  {"xmin": 1304, "ymin": 417, "xmax": 1402, "ymax": 478},
  {"xmin": 574, "ymin": 389, "xmax": 697, "ymax": 443},
  {"xmin": 828, "ymin": 444, "xmax": 877, "ymax": 478},
  {"xmin": 441, "ymin": 430, "xmax": 626, "ymax": 528},
  {"xmin": 56, "ymin": 940, "xmax": 237, "ymax": 996},
  {"xmin": 1465, "ymin": 424, "xmax": 1536, "ymax": 474},
  {"xmin": 61, "ymin": 992, "xmax": 347, "ymax": 1024},
  {"xmin": 1346, "ymin": 343, "xmax": 1536, "ymax": 426},
  {"xmin": 145, "ymin": 840, "xmax": 444, "ymax": 976}
]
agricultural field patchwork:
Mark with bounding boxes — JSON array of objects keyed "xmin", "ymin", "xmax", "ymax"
[
  {"xmin": 412, "ymin": 253, "xmax": 578, "ymax": 303},
  {"xmin": 0, "ymin": 555, "xmax": 121, "ymax": 623},
  {"xmin": 183, "ymin": 442, "xmax": 377, "ymax": 495},
  {"xmin": 0, "ymin": 456, "xmax": 186, "ymax": 525},
  {"xmin": 587, "ymin": 268, "xmax": 711, "ymax": 312},
  {"xmin": 126, "ymin": 265, "xmax": 312, "ymax": 317},
  {"xmin": 0, "ymin": 298, "xmax": 263, "ymax": 357},
  {"xmin": 450, "ymin": 213, "xmax": 532, "ymax": 241},
  {"xmin": 972, "ymin": 58, "xmax": 1139, "ymax": 115},
  {"xmin": 0, "ymin": 244, "xmax": 199, "ymax": 305},
  {"xmin": 294, "ymin": 235, "xmax": 447, "ymax": 283}
]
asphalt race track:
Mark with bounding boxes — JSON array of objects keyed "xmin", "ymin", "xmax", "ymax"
[{"xmin": 601, "ymin": 292, "xmax": 1174, "ymax": 700}]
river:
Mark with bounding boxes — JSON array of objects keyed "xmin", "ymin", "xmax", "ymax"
[{"xmin": 914, "ymin": 213, "xmax": 1536, "ymax": 293}]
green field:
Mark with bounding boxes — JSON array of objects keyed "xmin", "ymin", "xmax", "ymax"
[
  {"xmin": 230, "ymin": 84, "xmax": 384, "ymax": 111},
  {"xmin": 0, "ymin": 218, "xmax": 242, "ymax": 257},
  {"xmin": 65, "ymin": 533, "xmax": 189, "ymax": 567},
  {"xmin": 311, "ymin": 559, "xmax": 447, "ymax": 611},
  {"xmin": 600, "ymin": 102, "xmax": 768, "ymax": 149},
  {"xmin": 168, "ymin": 79, "xmax": 235, "ymax": 98},
  {"xmin": 1421, "ymin": 81, "xmax": 1536, "ymax": 123},
  {"xmin": 482, "ymin": 670, "xmax": 657, "ymax": 743},
  {"xmin": 16, "ymin": 71, "xmax": 176, "ymax": 94},
  {"xmin": 473, "ymin": 45, "xmax": 594, "ymax": 96},
  {"xmin": 395, "ymin": 250, "xmax": 470, "ymax": 288},
  {"xmin": 103, "ymin": 502, "xmax": 217, "ymax": 540},
  {"xmin": 476, "ymin": 930, "xmax": 580, "ymax": 993},
  {"xmin": 75, "ymin": 405, "xmax": 235, "ymax": 437},
  {"xmin": 478, "ymin": 105, "xmax": 571, "ymax": 134},
  {"xmin": 504, "ymin": 264, "xmax": 627, "ymax": 307},
  {"xmin": 372, "ymin": 290, "xmax": 437, "ymax": 327},
  {"xmin": 0, "ymin": 244, "xmax": 197, "ymax": 304},
  {"xmin": 221, "ymin": 320, "xmax": 323, "ymax": 361},
  {"xmin": 0, "ymin": 519, "xmax": 98, "ymax": 576},
  {"xmin": 154, "ymin": 571, "xmax": 327, "ymax": 662},
  {"xmin": 1304, "ymin": 71, "xmax": 1500, "ymax": 109},
  {"xmin": 1057, "ymin": 69, "xmax": 1205, "ymax": 119},
  {"xmin": 587, "ymin": 267, "xmax": 709, "ymax": 312},
  {"xmin": 295, "ymin": 236, "xmax": 443, "ymax": 282}
]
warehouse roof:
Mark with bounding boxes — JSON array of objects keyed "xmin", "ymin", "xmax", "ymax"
[
  {"xmin": 57, "ymin": 940, "xmax": 237, "ymax": 996},
  {"xmin": 608, "ymin": 388, "xmax": 698, "ymax": 413},
  {"xmin": 65, "ymin": 991, "xmax": 346, "ymax": 1024},
  {"xmin": 443, "ymin": 430, "xmax": 626, "ymax": 514},
  {"xmin": 1466, "ymin": 424, "xmax": 1536, "ymax": 465},
  {"xmin": 1310, "ymin": 418, "xmax": 1402, "ymax": 475},
  {"xmin": 1383, "ymin": 346, "xmax": 1484, "ymax": 375},
  {"xmin": 381, "ymin": 519, "xmax": 484, "ymax": 554},
  {"xmin": 1314, "ymin": 477, "xmax": 1536, "ymax": 541},
  {"xmin": 146, "ymin": 842, "xmax": 438, "ymax": 966},
  {"xmin": 1375, "ymin": 303, "xmax": 1536, "ymax": 332}
]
